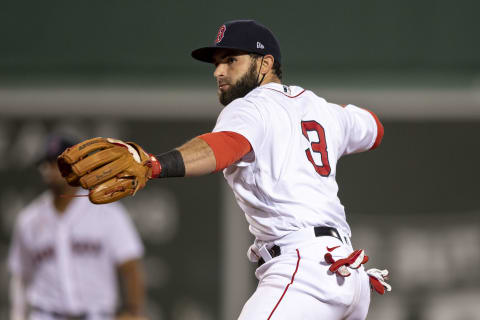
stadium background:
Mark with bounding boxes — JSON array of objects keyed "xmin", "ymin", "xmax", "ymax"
[{"xmin": 1, "ymin": 1, "xmax": 479, "ymax": 319}]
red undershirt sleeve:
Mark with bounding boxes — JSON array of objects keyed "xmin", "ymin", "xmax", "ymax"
[{"xmin": 198, "ymin": 131, "xmax": 253, "ymax": 172}]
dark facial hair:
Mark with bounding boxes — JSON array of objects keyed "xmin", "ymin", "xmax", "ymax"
[{"xmin": 219, "ymin": 60, "xmax": 259, "ymax": 106}]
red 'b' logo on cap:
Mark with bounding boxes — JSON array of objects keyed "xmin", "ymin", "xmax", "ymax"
[{"xmin": 215, "ymin": 25, "xmax": 226, "ymax": 44}]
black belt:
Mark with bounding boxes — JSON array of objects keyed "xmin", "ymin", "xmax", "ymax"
[
  {"xmin": 257, "ymin": 226, "xmax": 346, "ymax": 267},
  {"xmin": 31, "ymin": 306, "xmax": 87, "ymax": 320},
  {"xmin": 30, "ymin": 306, "xmax": 113, "ymax": 320}
]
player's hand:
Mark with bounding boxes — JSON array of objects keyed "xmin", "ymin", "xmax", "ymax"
[
  {"xmin": 115, "ymin": 313, "xmax": 149, "ymax": 320},
  {"xmin": 57, "ymin": 137, "xmax": 160, "ymax": 204}
]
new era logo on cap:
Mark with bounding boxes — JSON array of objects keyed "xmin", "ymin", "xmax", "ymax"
[{"xmin": 257, "ymin": 42, "xmax": 264, "ymax": 49}]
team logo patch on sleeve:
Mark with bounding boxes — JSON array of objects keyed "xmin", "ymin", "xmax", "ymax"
[{"xmin": 215, "ymin": 25, "xmax": 226, "ymax": 44}]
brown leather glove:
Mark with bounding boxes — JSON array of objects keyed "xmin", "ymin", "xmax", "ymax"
[{"xmin": 57, "ymin": 137, "xmax": 160, "ymax": 204}]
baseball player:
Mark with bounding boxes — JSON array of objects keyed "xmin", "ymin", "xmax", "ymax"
[
  {"xmin": 8, "ymin": 135, "xmax": 147, "ymax": 320},
  {"xmin": 57, "ymin": 20, "xmax": 391, "ymax": 319}
]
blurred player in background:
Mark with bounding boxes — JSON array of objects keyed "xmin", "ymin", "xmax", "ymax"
[{"xmin": 7, "ymin": 134, "xmax": 147, "ymax": 320}]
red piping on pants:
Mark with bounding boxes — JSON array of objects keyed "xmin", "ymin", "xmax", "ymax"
[{"xmin": 267, "ymin": 249, "xmax": 301, "ymax": 320}]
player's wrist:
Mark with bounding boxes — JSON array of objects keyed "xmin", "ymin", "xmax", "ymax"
[{"xmin": 151, "ymin": 149, "xmax": 185, "ymax": 179}]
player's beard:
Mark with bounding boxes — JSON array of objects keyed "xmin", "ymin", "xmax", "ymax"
[{"xmin": 219, "ymin": 61, "xmax": 258, "ymax": 106}]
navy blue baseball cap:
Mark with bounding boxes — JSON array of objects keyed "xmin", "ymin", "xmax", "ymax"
[
  {"xmin": 37, "ymin": 134, "xmax": 77, "ymax": 164},
  {"xmin": 191, "ymin": 20, "xmax": 281, "ymax": 65}
]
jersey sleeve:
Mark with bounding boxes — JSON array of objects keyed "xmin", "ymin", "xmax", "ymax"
[
  {"xmin": 105, "ymin": 204, "xmax": 144, "ymax": 264},
  {"xmin": 212, "ymin": 98, "xmax": 266, "ymax": 159},
  {"xmin": 339, "ymin": 104, "xmax": 384, "ymax": 155}
]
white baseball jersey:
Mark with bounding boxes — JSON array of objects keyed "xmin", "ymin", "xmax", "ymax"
[
  {"xmin": 213, "ymin": 82, "xmax": 382, "ymax": 244},
  {"xmin": 214, "ymin": 82, "xmax": 382, "ymax": 320},
  {"xmin": 8, "ymin": 190, "xmax": 144, "ymax": 318}
]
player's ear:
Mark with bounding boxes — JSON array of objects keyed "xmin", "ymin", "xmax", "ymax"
[{"xmin": 260, "ymin": 54, "xmax": 275, "ymax": 75}]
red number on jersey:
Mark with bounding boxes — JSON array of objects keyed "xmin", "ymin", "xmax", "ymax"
[{"xmin": 301, "ymin": 120, "xmax": 331, "ymax": 177}]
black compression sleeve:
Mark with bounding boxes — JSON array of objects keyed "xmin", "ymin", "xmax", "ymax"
[{"xmin": 156, "ymin": 149, "xmax": 185, "ymax": 178}]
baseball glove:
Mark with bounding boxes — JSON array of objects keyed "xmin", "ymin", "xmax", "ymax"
[{"xmin": 57, "ymin": 137, "xmax": 159, "ymax": 204}]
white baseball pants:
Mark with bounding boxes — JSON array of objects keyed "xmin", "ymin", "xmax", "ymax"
[{"xmin": 239, "ymin": 233, "xmax": 371, "ymax": 320}]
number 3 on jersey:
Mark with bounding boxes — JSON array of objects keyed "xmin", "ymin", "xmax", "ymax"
[{"xmin": 301, "ymin": 121, "xmax": 331, "ymax": 177}]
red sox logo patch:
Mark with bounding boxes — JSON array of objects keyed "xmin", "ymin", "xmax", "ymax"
[{"xmin": 215, "ymin": 25, "xmax": 226, "ymax": 44}]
